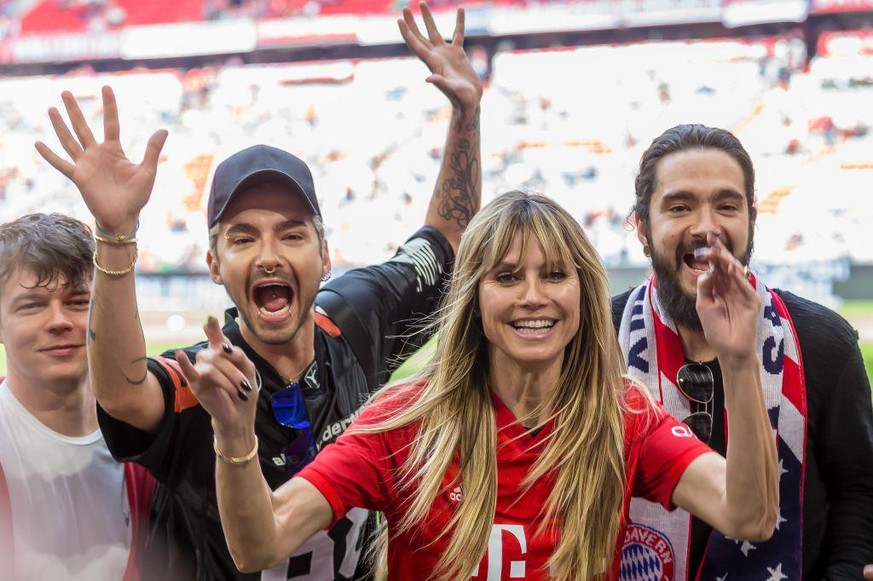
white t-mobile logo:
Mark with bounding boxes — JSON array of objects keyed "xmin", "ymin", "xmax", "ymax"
[{"xmin": 471, "ymin": 524, "xmax": 527, "ymax": 580}]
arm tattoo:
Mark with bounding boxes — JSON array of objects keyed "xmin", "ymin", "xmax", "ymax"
[
  {"xmin": 124, "ymin": 361, "xmax": 149, "ymax": 386},
  {"xmin": 438, "ymin": 105, "xmax": 481, "ymax": 229},
  {"xmin": 464, "ymin": 106, "xmax": 481, "ymax": 133},
  {"xmin": 124, "ymin": 328, "xmax": 150, "ymax": 386},
  {"xmin": 90, "ymin": 299, "xmax": 149, "ymax": 386}
]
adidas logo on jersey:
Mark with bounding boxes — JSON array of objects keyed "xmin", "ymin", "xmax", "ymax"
[{"xmin": 449, "ymin": 485, "xmax": 463, "ymax": 503}]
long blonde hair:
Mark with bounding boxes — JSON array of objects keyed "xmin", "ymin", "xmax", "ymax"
[{"xmin": 366, "ymin": 191, "xmax": 628, "ymax": 579}]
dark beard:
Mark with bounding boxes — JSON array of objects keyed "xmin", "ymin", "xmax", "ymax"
[
  {"xmin": 651, "ymin": 247, "xmax": 703, "ymax": 332},
  {"xmin": 649, "ymin": 235, "xmax": 754, "ymax": 332},
  {"xmin": 645, "ymin": 222, "xmax": 754, "ymax": 332}
]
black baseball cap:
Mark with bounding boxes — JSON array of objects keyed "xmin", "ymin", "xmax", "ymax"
[{"xmin": 207, "ymin": 144, "xmax": 322, "ymax": 228}]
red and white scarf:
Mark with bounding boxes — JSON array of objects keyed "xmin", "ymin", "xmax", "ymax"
[{"xmin": 617, "ymin": 275, "xmax": 807, "ymax": 581}]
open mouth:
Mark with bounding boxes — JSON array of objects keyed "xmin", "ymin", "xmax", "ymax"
[
  {"xmin": 682, "ymin": 252, "xmax": 710, "ymax": 273},
  {"xmin": 253, "ymin": 282, "xmax": 294, "ymax": 316},
  {"xmin": 511, "ymin": 319, "xmax": 556, "ymax": 334},
  {"xmin": 681, "ymin": 240, "xmax": 711, "ymax": 274}
]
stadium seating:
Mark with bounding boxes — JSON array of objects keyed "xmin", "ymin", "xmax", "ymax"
[
  {"xmin": 1, "ymin": 6, "xmax": 871, "ymax": 280},
  {"xmin": 19, "ymin": 0, "xmax": 204, "ymax": 34}
]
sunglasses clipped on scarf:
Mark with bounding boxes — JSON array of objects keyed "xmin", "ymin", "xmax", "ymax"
[
  {"xmin": 676, "ymin": 362, "xmax": 715, "ymax": 444},
  {"xmin": 270, "ymin": 381, "xmax": 318, "ymax": 474}
]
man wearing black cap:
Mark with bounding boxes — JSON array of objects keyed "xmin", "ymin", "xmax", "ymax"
[{"xmin": 36, "ymin": 5, "xmax": 482, "ymax": 579}]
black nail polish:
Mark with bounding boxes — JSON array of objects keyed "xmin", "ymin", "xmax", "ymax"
[
  {"xmin": 237, "ymin": 389, "xmax": 249, "ymax": 402},
  {"xmin": 240, "ymin": 379, "xmax": 253, "ymax": 392},
  {"xmin": 222, "ymin": 343, "xmax": 233, "ymax": 355}
]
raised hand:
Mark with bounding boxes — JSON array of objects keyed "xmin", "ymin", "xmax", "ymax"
[
  {"xmin": 176, "ymin": 317, "xmax": 259, "ymax": 437},
  {"xmin": 398, "ymin": 2, "xmax": 483, "ymax": 114},
  {"xmin": 694, "ymin": 232, "xmax": 761, "ymax": 365},
  {"xmin": 35, "ymin": 85, "xmax": 168, "ymax": 236}
]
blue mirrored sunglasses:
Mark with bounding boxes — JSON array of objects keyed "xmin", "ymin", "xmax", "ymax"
[{"xmin": 270, "ymin": 383, "xmax": 317, "ymax": 474}]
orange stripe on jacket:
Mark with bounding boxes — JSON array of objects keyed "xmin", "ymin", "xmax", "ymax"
[
  {"xmin": 314, "ymin": 311, "xmax": 341, "ymax": 338},
  {"xmin": 153, "ymin": 357, "xmax": 199, "ymax": 413}
]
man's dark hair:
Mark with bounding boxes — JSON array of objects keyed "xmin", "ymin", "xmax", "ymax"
[
  {"xmin": 633, "ymin": 124, "xmax": 758, "ymax": 230},
  {"xmin": 0, "ymin": 213, "xmax": 94, "ymax": 293}
]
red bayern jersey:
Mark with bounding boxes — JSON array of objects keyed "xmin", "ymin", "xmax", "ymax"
[{"xmin": 298, "ymin": 382, "xmax": 711, "ymax": 580}]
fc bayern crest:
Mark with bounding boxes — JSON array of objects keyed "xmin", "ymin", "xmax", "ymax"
[{"xmin": 619, "ymin": 523, "xmax": 675, "ymax": 581}]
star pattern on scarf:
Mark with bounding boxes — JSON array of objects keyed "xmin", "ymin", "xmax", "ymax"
[
  {"xmin": 767, "ymin": 563, "xmax": 787, "ymax": 581},
  {"xmin": 619, "ymin": 281, "xmax": 805, "ymax": 581},
  {"xmin": 775, "ymin": 509, "xmax": 788, "ymax": 531},
  {"xmin": 731, "ymin": 537, "xmax": 757, "ymax": 557}
]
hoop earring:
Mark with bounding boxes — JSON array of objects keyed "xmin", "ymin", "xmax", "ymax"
[{"xmin": 321, "ymin": 271, "xmax": 331, "ymax": 282}]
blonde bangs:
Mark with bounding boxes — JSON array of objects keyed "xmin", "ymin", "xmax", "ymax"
[{"xmin": 475, "ymin": 196, "xmax": 582, "ymax": 280}]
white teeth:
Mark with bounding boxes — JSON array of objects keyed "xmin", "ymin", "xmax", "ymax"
[
  {"xmin": 259, "ymin": 305, "xmax": 291, "ymax": 315},
  {"xmin": 513, "ymin": 320, "xmax": 554, "ymax": 329}
]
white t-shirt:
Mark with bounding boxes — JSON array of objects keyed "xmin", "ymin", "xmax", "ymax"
[{"xmin": 0, "ymin": 380, "xmax": 131, "ymax": 580}]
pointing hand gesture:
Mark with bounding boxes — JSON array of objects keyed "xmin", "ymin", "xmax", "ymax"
[{"xmin": 176, "ymin": 317, "xmax": 259, "ymax": 435}]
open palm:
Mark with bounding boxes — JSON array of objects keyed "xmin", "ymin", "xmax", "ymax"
[
  {"xmin": 399, "ymin": 3, "xmax": 483, "ymax": 113},
  {"xmin": 35, "ymin": 85, "xmax": 168, "ymax": 235}
]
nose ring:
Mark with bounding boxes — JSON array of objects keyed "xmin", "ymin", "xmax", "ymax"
[{"xmin": 263, "ymin": 266, "xmax": 276, "ymax": 275}]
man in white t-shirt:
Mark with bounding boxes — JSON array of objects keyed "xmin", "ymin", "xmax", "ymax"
[{"xmin": 0, "ymin": 213, "xmax": 154, "ymax": 580}]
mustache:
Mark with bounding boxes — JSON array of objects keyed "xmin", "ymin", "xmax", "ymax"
[
  {"xmin": 247, "ymin": 271, "xmax": 298, "ymax": 291},
  {"xmin": 677, "ymin": 236, "xmax": 734, "ymax": 258},
  {"xmin": 251, "ymin": 273, "xmax": 293, "ymax": 284}
]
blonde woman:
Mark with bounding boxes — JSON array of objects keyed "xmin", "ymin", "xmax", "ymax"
[{"xmin": 186, "ymin": 190, "xmax": 778, "ymax": 580}]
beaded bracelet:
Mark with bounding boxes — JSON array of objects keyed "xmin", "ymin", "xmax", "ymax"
[
  {"xmin": 93, "ymin": 251, "xmax": 137, "ymax": 277},
  {"xmin": 214, "ymin": 436, "xmax": 259, "ymax": 467}
]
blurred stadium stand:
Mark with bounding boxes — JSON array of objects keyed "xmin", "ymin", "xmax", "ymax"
[{"xmin": 0, "ymin": 0, "xmax": 871, "ymax": 332}]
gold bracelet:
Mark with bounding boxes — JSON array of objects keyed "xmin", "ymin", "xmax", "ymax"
[
  {"xmin": 214, "ymin": 436, "xmax": 259, "ymax": 466},
  {"xmin": 93, "ymin": 251, "xmax": 137, "ymax": 277},
  {"xmin": 95, "ymin": 234, "xmax": 138, "ymax": 245},
  {"xmin": 95, "ymin": 220, "xmax": 138, "ymax": 243}
]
